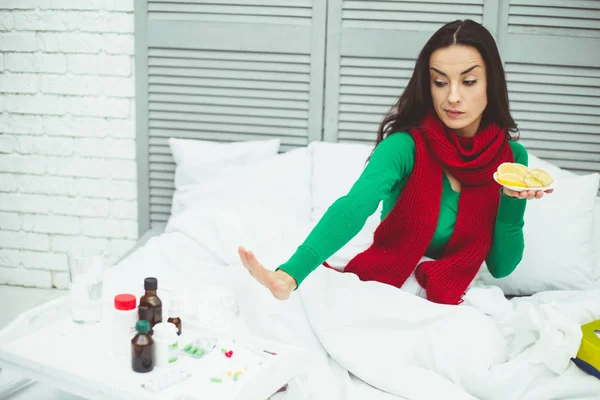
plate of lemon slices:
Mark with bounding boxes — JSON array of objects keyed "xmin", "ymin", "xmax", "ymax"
[{"xmin": 493, "ymin": 162, "xmax": 555, "ymax": 192}]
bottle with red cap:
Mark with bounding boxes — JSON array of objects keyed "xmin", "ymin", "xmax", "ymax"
[{"xmin": 112, "ymin": 293, "xmax": 138, "ymax": 355}]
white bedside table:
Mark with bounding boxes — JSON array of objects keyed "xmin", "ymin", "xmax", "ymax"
[{"xmin": 0, "ymin": 296, "xmax": 315, "ymax": 400}]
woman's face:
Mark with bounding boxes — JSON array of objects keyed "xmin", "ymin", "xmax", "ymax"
[{"xmin": 429, "ymin": 45, "xmax": 487, "ymax": 137}]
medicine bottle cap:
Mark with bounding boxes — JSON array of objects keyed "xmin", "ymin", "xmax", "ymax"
[
  {"xmin": 144, "ymin": 277, "xmax": 158, "ymax": 290},
  {"xmin": 114, "ymin": 294, "xmax": 136, "ymax": 310},
  {"xmin": 136, "ymin": 320, "xmax": 150, "ymax": 333},
  {"xmin": 153, "ymin": 322, "xmax": 177, "ymax": 339}
]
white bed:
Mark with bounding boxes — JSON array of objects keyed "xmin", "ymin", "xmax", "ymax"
[
  {"xmin": 5, "ymin": 139, "xmax": 598, "ymax": 400},
  {"xmin": 97, "ymin": 138, "xmax": 600, "ymax": 400}
]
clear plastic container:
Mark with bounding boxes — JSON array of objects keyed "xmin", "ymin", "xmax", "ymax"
[{"xmin": 68, "ymin": 247, "xmax": 105, "ymax": 324}]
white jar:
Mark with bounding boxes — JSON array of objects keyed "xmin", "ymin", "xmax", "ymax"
[
  {"xmin": 111, "ymin": 293, "xmax": 138, "ymax": 355},
  {"xmin": 153, "ymin": 322, "xmax": 179, "ymax": 367}
]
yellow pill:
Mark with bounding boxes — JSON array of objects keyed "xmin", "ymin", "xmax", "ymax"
[{"xmin": 227, "ymin": 372, "xmax": 232, "ymax": 376}]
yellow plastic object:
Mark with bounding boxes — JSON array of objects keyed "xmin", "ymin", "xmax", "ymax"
[{"xmin": 576, "ymin": 320, "xmax": 600, "ymax": 371}]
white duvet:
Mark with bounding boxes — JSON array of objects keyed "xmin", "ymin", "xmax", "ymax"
[
  {"xmin": 301, "ymin": 266, "xmax": 600, "ymax": 400},
  {"xmin": 103, "ymin": 210, "xmax": 600, "ymax": 400}
]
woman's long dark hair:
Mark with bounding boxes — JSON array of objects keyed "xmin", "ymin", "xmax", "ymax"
[{"xmin": 375, "ymin": 19, "xmax": 518, "ymax": 147}]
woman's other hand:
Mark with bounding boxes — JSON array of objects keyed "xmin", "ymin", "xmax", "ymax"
[
  {"xmin": 502, "ymin": 187, "xmax": 554, "ymax": 200},
  {"xmin": 238, "ymin": 246, "xmax": 297, "ymax": 300}
]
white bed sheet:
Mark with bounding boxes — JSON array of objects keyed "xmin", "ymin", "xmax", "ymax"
[{"xmin": 101, "ymin": 224, "xmax": 600, "ymax": 400}]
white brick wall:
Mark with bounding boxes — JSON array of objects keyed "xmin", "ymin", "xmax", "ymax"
[{"xmin": 0, "ymin": 0, "xmax": 137, "ymax": 289}]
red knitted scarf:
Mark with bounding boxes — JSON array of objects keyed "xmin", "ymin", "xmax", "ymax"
[{"xmin": 342, "ymin": 111, "xmax": 513, "ymax": 305}]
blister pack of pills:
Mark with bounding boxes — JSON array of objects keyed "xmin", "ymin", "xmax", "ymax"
[
  {"xmin": 180, "ymin": 337, "xmax": 217, "ymax": 359},
  {"xmin": 141, "ymin": 368, "xmax": 192, "ymax": 392}
]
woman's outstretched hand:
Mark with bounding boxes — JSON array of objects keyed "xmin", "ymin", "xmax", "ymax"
[
  {"xmin": 238, "ymin": 246, "xmax": 297, "ymax": 300},
  {"xmin": 503, "ymin": 187, "xmax": 553, "ymax": 200}
]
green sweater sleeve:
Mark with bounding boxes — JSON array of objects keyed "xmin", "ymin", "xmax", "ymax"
[
  {"xmin": 485, "ymin": 141, "xmax": 528, "ymax": 278},
  {"xmin": 277, "ymin": 133, "xmax": 415, "ymax": 287}
]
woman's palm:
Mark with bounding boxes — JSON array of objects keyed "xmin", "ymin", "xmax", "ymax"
[{"xmin": 238, "ymin": 246, "xmax": 296, "ymax": 300}]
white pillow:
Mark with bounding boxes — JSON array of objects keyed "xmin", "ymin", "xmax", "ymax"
[
  {"xmin": 529, "ymin": 151, "xmax": 600, "ymax": 286},
  {"xmin": 171, "ymin": 146, "xmax": 311, "ymax": 217},
  {"xmin": 309, "ymin": 141, "xmax": 381, "ymax": 265},
  {"xmin": 165, "ymin": 207, "xmax": 300, "ymax": 267},
  {"xmin": 310, "ymin": 141, "xmax": 373, "ymax": 219},
  {"xmin": 166, "ymin": 147, "xmax": 312, "ymax": 264},
  {"xmin": 168, "ymin": 138, "xmax": 280, "ymax": 190},
  {"xmin": 528, "ymin": 153, "xmax": 600, "ymax": 284}
]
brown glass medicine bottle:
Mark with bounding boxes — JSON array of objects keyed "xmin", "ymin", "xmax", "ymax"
[
  {"xmin": 131, "ymin": 320, "xmax": 154, "ymax": 373},
  {"xmin": 138, "ymin": 277, "xmax": 162, "ymax": 334}
]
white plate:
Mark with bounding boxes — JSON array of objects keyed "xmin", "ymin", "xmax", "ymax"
[{"xmin": 493, "ymin": 172, "xmax": 555, "ymax": 192}]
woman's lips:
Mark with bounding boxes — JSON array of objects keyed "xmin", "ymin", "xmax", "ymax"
[{"xmin": 445, "ymin": 110, "xmax": 464, "ymax": 118}]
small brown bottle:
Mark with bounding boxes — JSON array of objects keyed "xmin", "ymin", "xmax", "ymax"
[
  {"xmin": 131, "ymin": 320, "xmax": 154, "ymax": 373},
  {"xmin": 138, "ymin": 277, "xmax": 162, "ymax": 334},
  {"xmin": 167, "ymin": 294, "xmax": 182, "ymax": 336}
]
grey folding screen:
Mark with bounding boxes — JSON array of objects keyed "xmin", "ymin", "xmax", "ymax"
[
  {"xmin": 136, "ymin": 0, "xmax": 600, "ymax": 235},
  {"xmin": 498, "ymin": 0, "xmax": 600, "ymax": 177},
  {"xmin": 322, "ymin": 0, "xmax": 490, "ymax": 143},
  {"xmin": 323, "ymin": 0, "xmax": 600, "ymax": 179},
  {"xmin": 135, "ymin": 0, "xmax": 327, "ymax": 232}
]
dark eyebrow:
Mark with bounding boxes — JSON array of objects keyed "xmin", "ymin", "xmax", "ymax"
[{"xmin": 430, "ymin": 65, "xmax": 481, "ymax": 77}]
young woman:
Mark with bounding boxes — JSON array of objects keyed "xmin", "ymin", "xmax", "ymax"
[{"xmin": 238, "ymin": 19, "xmax": 553, "ymax": 305}]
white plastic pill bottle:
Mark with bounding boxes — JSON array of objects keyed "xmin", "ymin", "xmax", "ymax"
[
  {"xmin": 153, "ymin": 322, "xmax": 179, "ymax": 367},
  {"xmin": 112, "ymin": 293, "xmax": 138, "ymax": 355}
]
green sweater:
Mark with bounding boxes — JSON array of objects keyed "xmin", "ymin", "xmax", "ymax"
[{"xmin": 278, "ymin": 132, "xmax": 529, "ymax": 287}]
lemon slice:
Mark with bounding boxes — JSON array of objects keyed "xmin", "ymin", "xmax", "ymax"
[
  {"xmin": 524, "ymin": 175, "xmax": 544, "ymax": 188},
  {"xmin": 497, "ymin": 173, "xmax": 526, "ymax": 188},
  {"xmin": 530, "ymin": 168, "xmax": 554, "ymax": 187},
  {"xmin": 497, "ymin": 162, "xmax": 529, "ymax": 178}
]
